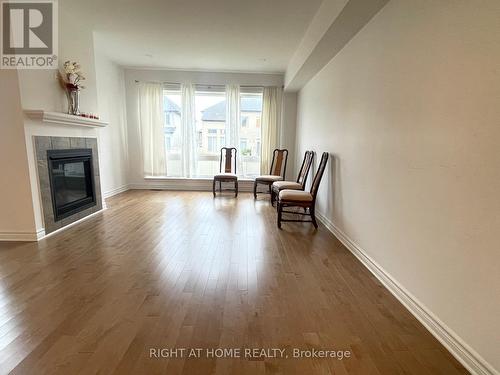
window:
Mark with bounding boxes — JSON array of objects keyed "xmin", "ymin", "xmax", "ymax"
[
  {"xmin": 239, "ymin": 92, "xmax": 263, "ymax": 177},
  {"xmin": 208, "ymin": 136, "xmax": 217, "ymax": 152},
  {"xmin": 196, "ymin": 90, "xmax": 226, "ymax": 177},
  {"xmin": 206, "ymin": 129, "xmax": 225, "ymax": 153},
  {"xmin": 163, "ymin": 87, "xmax": 263, "ymax": 178},
  {"xmin": 165, "ymin": 112, "xmax": 176, "ymax": 126},
  {"xmin": 240, "ymin": 138, "xmax": 248, "ymax": 154},
  {"xmin": 241, "ymin": 116, "xmax": 249, "ymax": 127},
  {"xmin": 197, "ymin": 131, "xmax": 202, "ymax": 148},
  {"xmin": 165, "ymin": 136, "xmax": 172, "ymax": 151}
]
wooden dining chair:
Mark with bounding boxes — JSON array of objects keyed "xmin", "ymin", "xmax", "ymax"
[
  {"xmin": 277, "ymin": 152, "xmax": 329, "ymax": 229},
  {"xmin": 270, "ymin": 150, "xmax": 314, "ymax": 205},
  {"xmin": 213, "ymin": 147, "xmax": 238, "ymax": 197},
  {"xmin": 253, "ymin": 148, "xmax": 288, "ymax": 199}
]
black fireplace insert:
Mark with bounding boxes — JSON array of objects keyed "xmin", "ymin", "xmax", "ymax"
[{"xmin": 47, "ymin": 148, "xmax": 96, "ymax": 221}]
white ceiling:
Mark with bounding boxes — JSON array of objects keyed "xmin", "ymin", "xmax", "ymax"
[{"xmin": 64, "ymin": 0, "xmax": 323, "ymax": 73}]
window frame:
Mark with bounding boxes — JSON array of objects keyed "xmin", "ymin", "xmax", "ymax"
[{"xmin": 161, "ymin": 85, "xmax": 263, "ymax": 179}]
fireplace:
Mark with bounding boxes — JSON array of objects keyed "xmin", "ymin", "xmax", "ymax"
[
  {"xmin": 34, "ymin": 136, "xmax": 102, "ymax": 234},
  {"xmin": 47, "ymin": 148, "xmax": 96, "ymax": 221}
]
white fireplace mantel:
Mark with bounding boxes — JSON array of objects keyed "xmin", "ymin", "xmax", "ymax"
[{"xmin": 24, "ymin": 110, "xmax": 108, "ymax": 128}]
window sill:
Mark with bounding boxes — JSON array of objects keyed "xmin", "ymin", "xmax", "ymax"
[
  {"xmin": 130, "ymin": 176, "xmax": 256, "ymax": 192},
  {"xmin": 144, "ymin": 176, "xmax": 255, "ymax": 182}
]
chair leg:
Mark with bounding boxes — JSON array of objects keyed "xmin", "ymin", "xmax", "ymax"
[
  {"xmin": 310, "ymin": 205, "xmax": 318, "ymax": 228},
  {"xmin": 213, "ymin": 179, "xmax": 216, "ymax": 197},
  {"xmin": 270, "ymin": 189, "xmax": 275, "ymax": 205},
  {"xmin": 277, "ymin": 202, "xmax": 282, "ymax": 229},
  {"xmin": 235, "ymin": 180, "xmax": 238, "ymax": 197},
  {"xmin": 253, "ymin": 181, "xmax": 258, "ymax": 199}
]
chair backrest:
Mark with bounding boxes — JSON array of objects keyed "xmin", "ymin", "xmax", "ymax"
[
  {"xmin": 220, "ymin": 147, "xmax": 237, "ymax": 174},
  {"xmin": 310, "ymin": 152, "xmax": 329, "ymax": 198},
  {"xmin": 269, "ymin": 148, "xmax": 288, "ymax": 178},
  {"xmin": 296, "ymin": 151, "xmax": 314, "ymax": 187}
]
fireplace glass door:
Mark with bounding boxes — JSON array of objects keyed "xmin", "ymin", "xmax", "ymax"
[{"xmin": 47, "ymin": 149, "xmax": 96, "ymax": 221}]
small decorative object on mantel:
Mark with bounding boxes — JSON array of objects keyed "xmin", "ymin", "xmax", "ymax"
[
  {"xmin": 60, "ymin": 61, "xmax": 86, "ymax": 116},
  {"xmin": 78, "ymin": 113, "xmax": 100, "ymax": 119}
]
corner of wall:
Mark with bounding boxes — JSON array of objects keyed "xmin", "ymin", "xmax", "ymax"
[{"xmin": 0, "ymin": 70, "xmax": 37, "ymax": 238}]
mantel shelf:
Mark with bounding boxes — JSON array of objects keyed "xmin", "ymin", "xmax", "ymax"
[{"xmin": 24, "ymin": 110, "xmax": 108, "ymax": 128}]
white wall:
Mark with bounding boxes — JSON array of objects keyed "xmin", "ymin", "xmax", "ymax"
[
  {"xmin": 281, "ymin": 92, "xmax": 298, "ymax": 177},
  {"xmin": 8, "ymin": 1, "xmax": 128, "ymax": 236},
  {"xmin": 0, "ymin": 71, "xmax": 37, "ymax": 238},
  {"xmin": 14, "ymin": 0, "xmax": 102, "ymax": 234},
  {"xmin": 124, "ymin": 69, "xmax": 290, "ymax": 187},
  {"xmin": 295, "ymin": 0, "xmax": 500, "ymax": 372},
  {"xmin": 18, "ymin": 4, "xmax": 98, "ymax": 114},
  {"xmin": 94, "ymin": 47, "xmax": 129, "ymax": 196}
]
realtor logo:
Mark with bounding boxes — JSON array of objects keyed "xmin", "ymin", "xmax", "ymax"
[{"xmin": 1, "ymin": 0, "xmax": 58, "ymax": 69}]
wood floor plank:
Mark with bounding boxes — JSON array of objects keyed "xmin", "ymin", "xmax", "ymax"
[{"xmin": 0, "ymin": 191, "xmax": 468, "ymax": 374}]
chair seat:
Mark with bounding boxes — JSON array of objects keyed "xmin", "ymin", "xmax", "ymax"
[
  {"xmin": 279, "ymin": 189, "xmax": 313, "ymax": 202},
  {"xmin": 214, "ymin": 173, "xmax": 237, "ymax": 180},
  {"xmin": 272, "ymin": 181, "xmax": 302, "ymax": 191},
  {"xmin": 256, "ymin": 174, "xmax": 283, "ymax": 182}
]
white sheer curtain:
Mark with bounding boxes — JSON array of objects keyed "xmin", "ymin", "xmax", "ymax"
[
  {"xmin": 138, "ymin": 82, "xmax": 166, "ymax": 177},
  {"xmin": 181, "ymin": 83, "xmax": 197, "ymax": 177},
  {"xmin": 260, "ymin": 86, "xmax": 283, "ymax": 174},
  {"xmin": 226, "ymin": 84, "xmax": 240, "ymax": 148}
]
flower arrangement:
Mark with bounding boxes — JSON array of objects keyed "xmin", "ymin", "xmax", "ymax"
[
  {"xmin": 60, "ymin": 61, "xmax": 85, "ymax": 115},
  {"xmin": 62, "ymin": 60, "xmax": 86, "ymax": 90}
]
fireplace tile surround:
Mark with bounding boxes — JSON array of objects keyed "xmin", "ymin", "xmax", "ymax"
[{"xmin": 34, "ymin": 136, "xmax": 103, "ymax": 234}]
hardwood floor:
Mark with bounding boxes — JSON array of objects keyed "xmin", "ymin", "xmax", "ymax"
[{"xmin": 0, "ymin": 191, "xmax": 467, "ymax": 374}]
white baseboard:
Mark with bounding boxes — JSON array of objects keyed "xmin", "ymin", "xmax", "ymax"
[
  {"xmin": 103, "ymin": 184, "xmax": 130, "ymax": 199},
  {"xmin": 0, "ymin": 228, "xmax": 45, "ymax": 242},
  {"xmin": 129, "ymin": 178, "xmax": 255, "ymax": 192},
  {"xmin": 316, "ymin": 211, "xmax": 498, "ymax": 375},
  {"xmin": 1, "ymin": 209, "xmax": 106, "ymax": 243}
]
